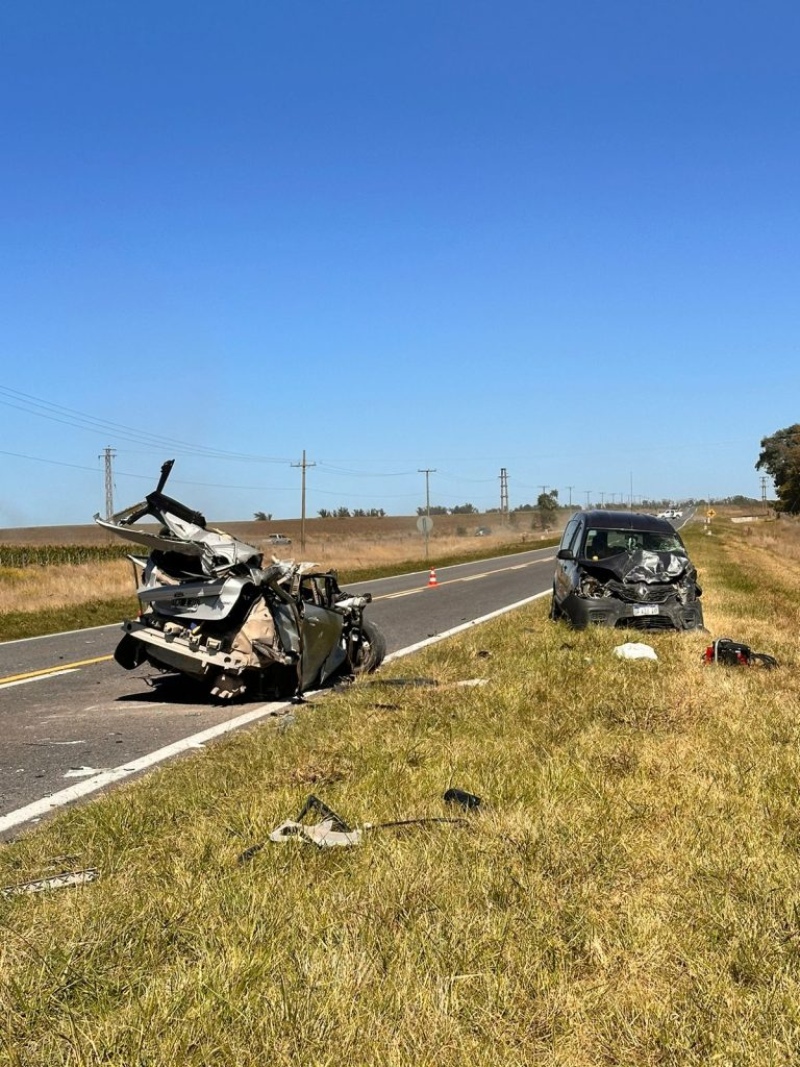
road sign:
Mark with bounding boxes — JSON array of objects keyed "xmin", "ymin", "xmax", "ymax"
[
  {"xmin": 706, "ymin": 508, "xmax": 716, "ymax": 519},
  {"xmin": 416, "ymin": 516, "xmax": 434, "ymax": 534}
]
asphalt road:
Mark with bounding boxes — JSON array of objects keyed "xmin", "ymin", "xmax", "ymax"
[{"xmin": 0, "ymin": 546, "xmax": 556, "ymax": 838}]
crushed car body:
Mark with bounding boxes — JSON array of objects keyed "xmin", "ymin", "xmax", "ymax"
[
  {"xmin": 550, "ymin": 510, "xmax": 704, "ymax": 631},
  {"xmin": 95, "ymin": 460, "xmax": 386, "ymax": 700}
]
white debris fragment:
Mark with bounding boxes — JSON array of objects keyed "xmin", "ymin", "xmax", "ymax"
[
  {"xmin": 269, "ymin": 819, "xmax": 363, "ymax": 848},
  {"xmin": 614, "ymin": 642, "xmax": 658, "ymax": 661},
  {"xmin": 63, "ymin": 766, "xmax": 105, "ymax": 779}
]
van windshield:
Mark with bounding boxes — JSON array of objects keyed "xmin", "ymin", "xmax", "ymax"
[{"xmin": 583, "ymin": 528, "xmax": 685, "ymax": 560}]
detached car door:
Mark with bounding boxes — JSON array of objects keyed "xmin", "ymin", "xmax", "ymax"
[{"xmin": 297, "ymin": 575, "xmax": 347, "ymax": 690}]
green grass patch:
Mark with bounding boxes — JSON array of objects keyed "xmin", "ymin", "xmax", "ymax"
[{"xmin": 3, "ymin": 528, "xmax": 800, "ymax": 1063}]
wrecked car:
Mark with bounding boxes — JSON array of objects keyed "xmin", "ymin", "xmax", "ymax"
[
  {"xmin": 95, "ymin": 460, "xmax": 386, "ymax": 700},
  {"xmin": 550, "ymin": 510, "xmax": 703, "ymax": 631}
]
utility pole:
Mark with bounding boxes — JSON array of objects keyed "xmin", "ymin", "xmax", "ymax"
[
  {"xmin": 585, "ymin": 490, "xmax": 591, "ymax": 507},
  {"xmin": 499, "ymin": 467, "xmax": 509, "ymax": 521},
  {"xmin": 98, "ymin": 447, "xmax": 116, "ymax": 520},
  {"xmin": 538, "ymin": 484, "xmax": 548, "ymax": 499},
  {"xmin": 599, "ymin": 491, "xmax": 605, "ymax": 507},
  {"xmin": 291, "ymin": 450, "xmax": 316, "ymax": 552},
  {"xmin": 761, "ymin": 475, "xmax": 769, "ymax": 512},
  {"xmin": 566, "ymin": 485, "xmax": 574, "ymax": 507},
  {"xmin": 418, "ymin": 468, "xmax": 436, "ymax": 560}
]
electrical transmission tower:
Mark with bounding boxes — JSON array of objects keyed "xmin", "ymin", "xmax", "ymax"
[
  {"xmin": 499, "ymin": 468, "xmax": 508, "ymax": 519},
  {"xmin": 99, "ymin": 447, "xmax": 116, "ymax": 519}
]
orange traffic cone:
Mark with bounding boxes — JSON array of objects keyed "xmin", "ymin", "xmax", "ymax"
[{"xmin": 428, "ymin": 567, "xmax": 439, "ymax": 587}]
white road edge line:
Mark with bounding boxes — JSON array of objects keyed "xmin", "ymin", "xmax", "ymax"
[
  {"xmin": 382, "ymin": 591, "xmax": 547, "ymax": 662},
  {"xmin": 0, "ymin": 591, "xmax": 549, "ymax": 835}
]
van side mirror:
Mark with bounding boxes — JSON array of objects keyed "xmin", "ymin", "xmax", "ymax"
[{"xmin": 557, "ymin": 548, "xmax": 575, "ymax": 561}]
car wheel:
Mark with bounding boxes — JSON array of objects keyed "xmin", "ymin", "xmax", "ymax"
[{"xmin": 349, "ymin": 619, "xmax": 387, "ymax": 673}]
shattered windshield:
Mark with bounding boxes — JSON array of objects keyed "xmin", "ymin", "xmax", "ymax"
[{"xmin": 583, "ymin": 527, "xmax": 685, "ymax": 560}]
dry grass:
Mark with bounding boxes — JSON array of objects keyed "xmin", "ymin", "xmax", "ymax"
[
  {"xmin": 3, "ymin": 517, "xmax": 800, "ymax": 1063},
  {"xmin": 0, "ymin": 560, "xmax": 134, "ymax": 615}
]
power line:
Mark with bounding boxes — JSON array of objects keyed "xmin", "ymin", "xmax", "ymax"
[{"xmin": 0, "ymin": 386, "xmax": 292, "ymax": 464}]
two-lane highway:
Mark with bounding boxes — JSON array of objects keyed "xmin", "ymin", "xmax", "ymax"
[{"xmin": 0, "ymin": 546, "xmax": 556, "ymax": 837}]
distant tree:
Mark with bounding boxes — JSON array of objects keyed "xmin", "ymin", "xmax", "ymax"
[
  {"xmin": 416, "ymin": 505, "xmax": 449, "ymax": 516},
  {"xmin": 537, "ymin": 490, "xmax": 559, "ymax": 530},
  {"xmin": 253, "ymin": 510, "xmax": 272, "ymax": 521},
  {"xmin": 335, "ymin": 506, "xmax": 351, "ymax": 519},
  {"xmin": 318, "ymin": 508, "xmax": 331, "ymax": 519},
  {"xmin": 756, "ymin": 424, "xmax": 800, "ymax": 513},
  {"xmin": 451, "ymin": 503, "xmax": 478, "ymax": 514},
  {"xmin": 367, "ymin": 508, "xmax": 385, "ymax": 518}
]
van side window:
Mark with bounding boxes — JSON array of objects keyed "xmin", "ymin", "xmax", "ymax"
[
  {"xmin": 567, "ymin": 521, "xmax": 583, "ymax": 554},
  {"xmin": 560, "ymin": 519, "xmax": 578, "ymax": 551}
]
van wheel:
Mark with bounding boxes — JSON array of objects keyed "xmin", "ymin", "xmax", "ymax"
[{"xmin": 549, "ymin": 591, "xmax": 562, "ymax": 621}]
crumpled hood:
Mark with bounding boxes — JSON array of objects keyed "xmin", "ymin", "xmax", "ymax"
[{"xmin": 583, "ymin": 549, "xmax": 690, "ymax": 584}]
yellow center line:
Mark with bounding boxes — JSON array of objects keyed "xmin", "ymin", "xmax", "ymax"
[{"xmin": 0, "ymin": 654, "xmax": 113, "ymax": 686}]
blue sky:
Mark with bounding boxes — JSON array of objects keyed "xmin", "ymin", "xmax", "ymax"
[{"xmin": 2, "ymin": 1, "xmax": 799, "ymax": 526}]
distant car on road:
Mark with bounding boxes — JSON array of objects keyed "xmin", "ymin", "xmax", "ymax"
[
  {"xmin": 266, "ymin": 534, "xmax": 292, "ymax": 545},
  {"xmin": 550, "ymin": 509, "xmax": 703, "ymax": 631}
]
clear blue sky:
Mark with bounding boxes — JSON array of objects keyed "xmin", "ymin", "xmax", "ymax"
[{"xmin": 2, "ymin": 1, "xmax": 799, "ymax": 526}]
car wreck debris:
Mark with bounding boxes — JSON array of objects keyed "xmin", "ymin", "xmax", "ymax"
[
  {"xmin": 443, "ymin": 788, "xmax": 482, "ymax": 810},
  {"xmin": 237, "ymin": 794, "xmax": 474, "ymax": 861},
  {"xmin": 1, "ymin": 867, "xmax": 99, "ymax": 897},
  {"xmin": 702, "ymin": 637, "xmax": 778, "ymax": 668},
  {"xmin": 551, "ymin": 510, "xmax": 704, "ymax": 631},
  {"xmin": 268, "ymin": 794, "xmax": 363, "ymax": 849},
  {"xmin": 96, "ymin": 461, "xmax": 386, "ymax": 701}
]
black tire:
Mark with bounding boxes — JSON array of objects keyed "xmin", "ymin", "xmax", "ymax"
[
  {"xmin": 350, "ymin": 619, "xmax": 387, "ymax": 674},
  {"xmin": 549, "ymin": 590, "xmax": 562, "ymax": 621}
]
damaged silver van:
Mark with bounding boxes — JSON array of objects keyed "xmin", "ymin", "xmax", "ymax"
[
  {"xmin": 96, "ymin": 461, "xmax": 386, "ymax": 700},
  {"xmin": 550, "ymin": 510, "xmax": 704, "ymax": 631}
]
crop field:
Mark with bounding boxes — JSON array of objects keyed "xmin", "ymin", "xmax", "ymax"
[{"xmin": 3, "ymin": 512, "xmax": 800, "ymax": 1065}]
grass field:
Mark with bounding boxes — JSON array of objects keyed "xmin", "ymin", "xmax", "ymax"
[{"xmin": 2, "ymin": 513, "xmax": 800, "ymax": 1064}]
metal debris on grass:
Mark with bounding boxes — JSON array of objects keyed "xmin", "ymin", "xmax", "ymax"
[
  {"xmin": 269, "ymin": 794, "xmax": 363, "ymax": 849},
  {"xmin": 238, "ymin": 792, "xmax": 476, "ymax": 861},
  {"xmin": 443, "ymin": 788, "xmax": 482, "ymax": 810},
  {"xmin": 1, "ymin": 868, "xmax": 99, "ymax": 897}
]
